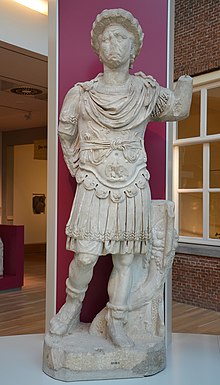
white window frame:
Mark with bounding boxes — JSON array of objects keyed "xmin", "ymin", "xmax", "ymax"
[{"xmin": 173, "ymin": 70, "xmax": 220, "ymax": 247}]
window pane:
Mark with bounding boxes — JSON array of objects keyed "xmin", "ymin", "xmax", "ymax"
[
  {"xmin": 210, "ymin": 141, "xmax": 220, "ymax": 188},
  {"xmin": 210, "ymin": 193, "xmax": 220, "ymax": 239},
  {"xmin": 179, "ymin": 193, "xmax": 203, "ymax": 237},
  {"xmin": 179, "ymin": 144, "xmax": 203, "ymax": 188},
  {"xmin": 207, "ymin": 87, "xmax": 220, "ymax": 135},
  {"xmin": 177, "ymin": 91, "xmax": 200, "ymax": 139}
]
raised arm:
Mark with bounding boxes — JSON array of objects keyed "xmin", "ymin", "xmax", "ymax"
[
  {"xmin": 58, "ymin": 86, "xmax": 81, "ymax": 177},
  {"xmin": 150, "ymin": 75, "xmax": 193, "ymax": 122}
]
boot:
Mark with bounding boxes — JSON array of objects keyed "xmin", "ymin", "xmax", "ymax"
[
  {"xmin": 50, "ymin": 253, "xmax": 97, "ymax": 336},
  {"xmin": 106, "ymin": 304, "xmax": 134, "ymax": 348},
  {"xmin": 49, "ymin": 297, "xmax": 82, "ymax": 336}
]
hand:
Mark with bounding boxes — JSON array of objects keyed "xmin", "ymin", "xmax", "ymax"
[{"xmin": 178, "ymin": 75, "xmax": 193, "ymax": 82}]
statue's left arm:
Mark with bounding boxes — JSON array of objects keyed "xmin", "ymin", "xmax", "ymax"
[{"xmin": 150, "ymin": 75, "xmax": 193, "ymax": 122}]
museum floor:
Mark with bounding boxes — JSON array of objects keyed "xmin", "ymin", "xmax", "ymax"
[{"xmin": 0, "ymin": 253, "xmax": 220, "ymax": 384}]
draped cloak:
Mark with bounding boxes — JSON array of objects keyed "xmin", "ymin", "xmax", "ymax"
[{"xmin": 58, "ymin": 73, "xmax": 173, "ymax": 256}]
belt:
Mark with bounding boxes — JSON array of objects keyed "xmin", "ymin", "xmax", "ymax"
[{"xmin": 80, "ymin": 139, "xmax": 142, "ymax": 152}]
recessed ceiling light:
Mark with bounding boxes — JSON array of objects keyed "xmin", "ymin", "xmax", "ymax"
[
  {"xmin": 14, "ymin": 0, "xmax": 48, "ymax": 16},
  {"xmin": 10, "ymin": 86, "xmax": 43, "ymax": 96}
]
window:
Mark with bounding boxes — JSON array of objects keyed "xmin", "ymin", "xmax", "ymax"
[{"xmin": 173, "ymin": 73, "xmax": 220, "ymax": 246}]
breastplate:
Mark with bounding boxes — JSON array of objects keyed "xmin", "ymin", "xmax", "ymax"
[{"xmin": 77, "ymin": 93, "xmax": 149, "ymax": 188}]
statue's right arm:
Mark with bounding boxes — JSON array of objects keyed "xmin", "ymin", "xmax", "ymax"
[{"xmin": 58, "ymin": 86, "xmax": 81, "ymax": 177}]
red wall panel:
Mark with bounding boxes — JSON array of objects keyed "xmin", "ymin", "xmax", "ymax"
[{"xmin": 57, "ymin": 0, "xmax": 168, "ymax": 317}]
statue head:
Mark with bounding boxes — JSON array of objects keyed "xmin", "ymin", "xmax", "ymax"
[{"xmin": 91, "ymin": 9, "xmax": 144, "ymax": 68}]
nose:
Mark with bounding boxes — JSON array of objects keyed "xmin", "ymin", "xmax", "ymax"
[{"xmin": 108, "ymin": 33, "xmax": 118, "ymax": 45}]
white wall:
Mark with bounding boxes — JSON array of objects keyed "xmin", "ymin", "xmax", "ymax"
[
  {"xmin": 0, "ymin": 0, "xmax": 48, "ymax": 56},
  {"xmin": 13, "ymin": 144, "xmax": 47, "ymax": 244}
]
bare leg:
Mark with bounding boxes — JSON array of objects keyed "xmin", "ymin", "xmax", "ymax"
[
  {"xmin": 106, "ymin": 253, "xmax": 134, "ymax": 348},
  {"xmin": 50, "ymin": 253, "xmax": 99, "ymax": 335}
]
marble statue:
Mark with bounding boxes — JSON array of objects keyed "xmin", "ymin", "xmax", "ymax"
[{"xmin": 43, "ymin": 8, "xmax": 192, "ymax": 381}]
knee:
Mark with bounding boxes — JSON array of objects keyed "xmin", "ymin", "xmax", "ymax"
[
  {"xmin": 113, "ymin": 253, "xmax": 134, "ymax": 269},
  {"xmin": 77, "ymin": 253, "xmax": 98, "ymax": 267}
]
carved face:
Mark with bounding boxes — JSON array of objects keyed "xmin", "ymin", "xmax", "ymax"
[{"xmin": 99, "ymin": 25, "xmax": 134, "ymax": 69}]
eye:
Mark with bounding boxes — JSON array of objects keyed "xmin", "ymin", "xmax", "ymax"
[
  {"xmin": 102, "ymin": 36, "xmax": 109, "ymax": 43},
  {"xmin": 116, "ymin": 33, "xmax": 127, "ymax": 40},
  {"xmin": 115, "ymin": 33, "xmax": 123, "ymax": 41}
]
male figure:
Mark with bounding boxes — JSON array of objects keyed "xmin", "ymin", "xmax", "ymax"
[{"xmin": 50, "ymin": 9, "xmax": 192, "ymax": 348}]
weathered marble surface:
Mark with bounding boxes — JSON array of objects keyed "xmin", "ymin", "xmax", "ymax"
[
  {"xmin": 43, "ymin": 324, "xmax": 165, "ymax": 381},
  {"xmin": 43, "ymin": 8, "xmax": 192, "ymax": 381}
]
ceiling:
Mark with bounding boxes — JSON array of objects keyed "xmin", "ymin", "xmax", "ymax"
[{"xmin": 0, "ymin": 41, "xmax": 47, "ymax": 132}]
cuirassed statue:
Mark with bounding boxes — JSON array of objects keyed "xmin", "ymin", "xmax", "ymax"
[{"xmin": 43, "ymin": 8, "xmax": 192, "ymax": 381}]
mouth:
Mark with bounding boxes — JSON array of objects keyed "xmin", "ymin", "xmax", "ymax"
[{"xmin": 109, "ymin": 53, "xmax": 121, "ymax": 60}]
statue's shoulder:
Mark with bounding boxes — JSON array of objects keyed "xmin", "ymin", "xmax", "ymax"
[
  {"xmin": 133, "ymin": 72, "xmax": 158, "ymax": 89},
  {"xmin": 64, "ymin": 73, "xmax": 101, "ymax": 98},
  {"xmin": 61, "ymin": 85, "xmax": 82, "ymax": 109},
  {"xmin": 76, "ymin": 73, "xmax": 103, "ymax": 91},
  {"xmin": 60, "ymin": 74, "xmax": 102, "ymax": 121},
  {"xmin": 60, "ymin": 84, "xmax": 83, "ymax": 122}
]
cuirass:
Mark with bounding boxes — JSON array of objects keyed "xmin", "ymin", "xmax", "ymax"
[{"xmin": 78, "ymin": 112, "xmax": 148, "ymax": 189}]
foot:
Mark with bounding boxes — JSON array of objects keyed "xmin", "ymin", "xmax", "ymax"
[
  {"xmin": 107, "ymin": 318, "xmax": 134, "ymax": 348},
  {"xmin": 49, "ymin": 300, "xmax": 81, "ymax": 336}
]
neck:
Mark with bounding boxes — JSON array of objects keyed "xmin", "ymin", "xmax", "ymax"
[{"xmin": 102, "ymin": 62, "xmax": 130, "ymax": 85}]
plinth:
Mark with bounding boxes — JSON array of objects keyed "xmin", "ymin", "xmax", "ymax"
[{"xmin": 43, "ymin": 323, "xmax": 166, "ymax": 382}]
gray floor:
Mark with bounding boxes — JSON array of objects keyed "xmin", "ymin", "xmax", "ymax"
[{"xmin": 0, "ymin": 333, "xmax": 220, "ymax": 385}]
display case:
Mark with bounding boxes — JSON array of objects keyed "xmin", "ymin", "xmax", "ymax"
[{"xmin": 0, "ymin": 225, "xmax": 24, "ymax": 291}]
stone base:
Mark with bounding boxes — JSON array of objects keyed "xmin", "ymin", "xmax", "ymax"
[{"xmin": 43, "ymin": 324, "xmax": 166, "ymax": 382}]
